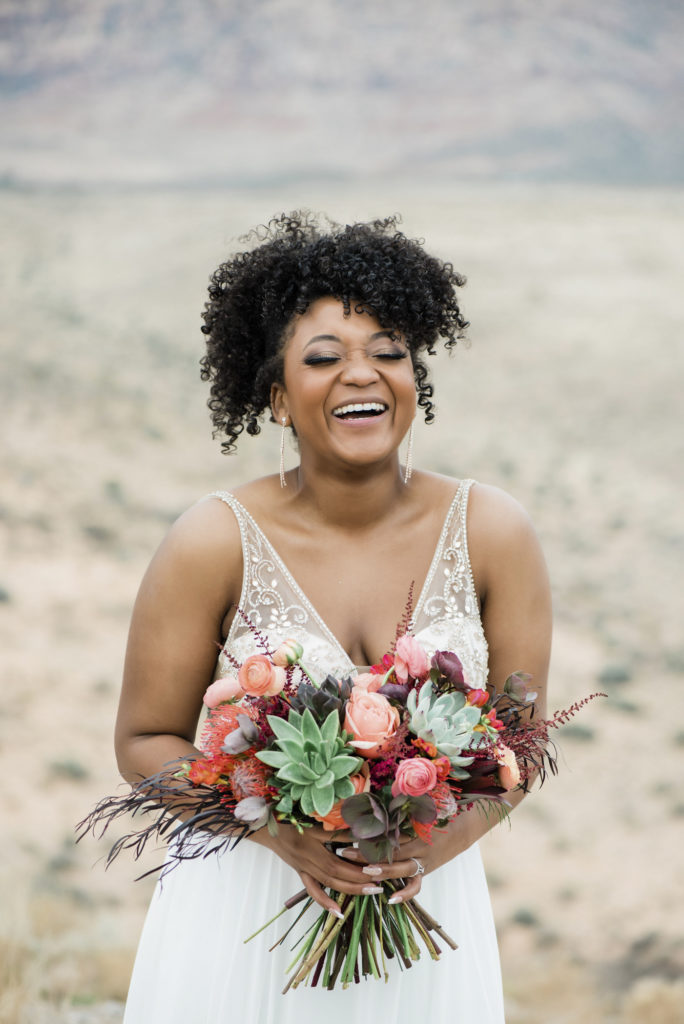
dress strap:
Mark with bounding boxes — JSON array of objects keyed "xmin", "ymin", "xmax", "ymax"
[{"xmin": 413, "ymin": 478, "xmax": 480, "ymax": 629}]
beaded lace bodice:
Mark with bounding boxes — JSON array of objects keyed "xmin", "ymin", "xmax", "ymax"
[{"xmin": 211, "ymin": 479, "xmax": 488, "ymax": 687}]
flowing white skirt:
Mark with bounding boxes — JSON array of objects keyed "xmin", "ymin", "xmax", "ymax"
[{"xmin": 123, "ymin": 840, "xmax": 504, "ymax": 1023}]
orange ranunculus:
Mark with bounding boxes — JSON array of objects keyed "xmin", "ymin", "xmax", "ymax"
[
  {"xmin": 313, "ymin": 765, "xmax": 371, "ymax": 831},
  {"xmin": 344, "ymin": 689, "xmax": 400, "ymax": 759},
  {"xmin": 238, "ymin": 655, "xmax": 286, "ymax": 697}
]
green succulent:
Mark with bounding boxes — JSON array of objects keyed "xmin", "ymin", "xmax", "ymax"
[
  {"xmin": 289, "ymin": 674, "xmax": 354, "ymax": 727},
  {"xmin": 407, "ymin": 680, "xmax": 484, "ymax": 778},
  {"xmin": 256, "ymin": 708, "xmax": 362, "ymax": 818}
]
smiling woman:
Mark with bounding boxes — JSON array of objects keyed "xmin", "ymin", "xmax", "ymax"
[{"xmin": 112, "ymin": 212, "xmax": 551, "ymax": 1023}]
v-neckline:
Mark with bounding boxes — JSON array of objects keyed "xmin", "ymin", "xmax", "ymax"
[{"xmin": 226, "ymin": 484, "xmax": 464, "ymax": 670}]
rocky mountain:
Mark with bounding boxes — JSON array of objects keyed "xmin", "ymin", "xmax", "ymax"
[{"xmin": 1, "ymin": 0, "xmax": 683, "ymax": 185}]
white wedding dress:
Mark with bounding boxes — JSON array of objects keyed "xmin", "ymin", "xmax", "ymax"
[{"xmin": 123, "ymin": 479, "xmax": 505, "ymax": 1022}]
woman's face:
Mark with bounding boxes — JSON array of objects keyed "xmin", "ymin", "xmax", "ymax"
[{"xmin": 272, "ymin": 296, "xmax": 416, "ymax": 476}]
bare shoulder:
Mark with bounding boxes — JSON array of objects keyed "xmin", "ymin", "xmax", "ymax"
[
  {"xmin": 466, "ymin": 482, "xmax": 548, "ymax": 595},
  {"xmin": 141, "ymin": 493, "xmax": 244, "ymax": 609}
]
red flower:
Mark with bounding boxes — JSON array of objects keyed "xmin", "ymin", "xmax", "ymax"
[
  {"xmin": 485, "ymin": 709, "xmax": 505, "ymax": 731},
  {"xmin": 466, "ymin": 688, "xmax": 489, "ymax": 708}
]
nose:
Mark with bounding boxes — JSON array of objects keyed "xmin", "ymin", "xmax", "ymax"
[{"xmin": 338, "ymin": 352, "xmax": 381, "ymax": 386}]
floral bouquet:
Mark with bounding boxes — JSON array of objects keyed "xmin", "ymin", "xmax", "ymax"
[{"xmin": 77, "ymin": 619, "xmax": 600, "ymax": 992}]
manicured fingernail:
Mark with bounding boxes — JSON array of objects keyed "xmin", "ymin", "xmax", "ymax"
[
  {"xmin": 362, "ymin": 885, "xmax": 383, "ymax": 895},
  {"xmin": 362, "ymin": 866, "xmax": 382, "ymax": 876},
  {"xmin": 336, "ymin": 847, "xmax": 358, "ymax": 859},
  {"xmin": 388, "ymin": 895, "xmax": 403, "ymax": 905},
  {"xmin": 330, "ymin": 907, "xmax": 344, "ymax": 919}
]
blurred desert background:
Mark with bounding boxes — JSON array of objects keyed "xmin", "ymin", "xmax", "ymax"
[{"xmin": 2, "ymin": 3, "xmax": 683, "ymax": 1023}]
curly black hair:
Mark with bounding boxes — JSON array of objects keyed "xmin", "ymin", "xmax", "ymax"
[{"xmin": 200, "ymin": 211, "xmax": 468, "ymax": 453}]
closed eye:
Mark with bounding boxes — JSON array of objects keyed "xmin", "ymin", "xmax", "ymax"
[
  {"xmin": 375, "ymin": 351, "xmax": 408, "ymax": 361},
  {"xmin": 303, "ymin": 354, "xmax": 340, "ymax": 366}
]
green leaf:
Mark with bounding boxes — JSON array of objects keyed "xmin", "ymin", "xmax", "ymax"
[
  {"xmin": 341, "ymin": 793, "xmax": 373, "ymax": 824},
  {"xmin": 311, "ymin": 784, "xmax": 335, "ymax": 817},
  {"xmin": 267, "ymin": 714, "xmax": 304, "ymax": 744},
  {"xmin": 312, "ymin": 752, "xmax": 326, "ymax": 775},
  {"xmin": 329, "ymin": 755, "xmax": 360, "ymax": 780},
  {"xmin": 336, "ymin": 778, "xmax": 355, "ymax": 800},
  {"xmin": 320, "ymin": 710, "xmax": 340, "ymax": 745},
  {"xmin": 256, "ymin": 749, "xmax": 290, "ymax": 769},
  {"xmin": 300, "ymin": 788, "xmax": 316, "ymax": 817},
  {"xmin": 313, "ymin": 769, "xmax": 334, "ymax": 789},
  {"xmin": 277, "ymin": 738, "xmax": 306, "ymax": 761},
  {"xmin": 277, "ymin": 764, "xmax": 316, "ymax": 785},
  {"xmin": 352, "ymin": 815, "xmax": 387, "ymax": 839},
  {"xmin": 407, "ymin": 795, "xmax": 437, "ymax": 823},
  {"xmin": 301, "ymin": 709, "xmax": 322, "ymax": 747}
]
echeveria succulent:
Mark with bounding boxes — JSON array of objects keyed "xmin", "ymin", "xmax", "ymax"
[
  {"xmin": 407, "ymin": 680, "xmax": 484, "ymax": 778},
  {"xmin": 256, "ymin": 708, "xmax": 361, "ymax": 818},
  {"xmin": 289, "ymin": 674, "xmax": 354, "ymax": 727}
]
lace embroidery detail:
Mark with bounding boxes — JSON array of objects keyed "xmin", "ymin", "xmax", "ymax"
[
  {"xmin": 210, "ymin": 481, "xmax": 488, "ymax": 688},
  {"xmin": 412, "ymin": 480, "xmax": 489, "ymax": 687}
]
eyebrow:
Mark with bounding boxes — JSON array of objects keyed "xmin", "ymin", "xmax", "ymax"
[{"xmin": 303, "ymin": 330, "xmax": 401, "ymax": 350}]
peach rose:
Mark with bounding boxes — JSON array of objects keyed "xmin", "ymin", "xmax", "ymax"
[
  {"xmin": 391, "ymin": 757, "xmax": 438, "ymax": 798},
  {"xmin": 344, "ymin": 689, "xmax": 400, "ymax": 759},
  {"xmin": 238, "ymin": 655, "xmax": 286, "ymax": 698},
  {"xmin": 351, "ymin": 672, "xmax": 385, "ymax": 693},
  {"xmin": 203, "ymin": 674, "xmax": 243, "ymax": 707},
  {"xmin": 394, "ymin": 635, "xmax": 430, "ymax": 684},
  {"xmin": 313, "ymin": 765, "xmax": 371, "ymax": 831},
  {"xmin": 496, "ymin": 745, "xmax": 521, "ymax": 790}
]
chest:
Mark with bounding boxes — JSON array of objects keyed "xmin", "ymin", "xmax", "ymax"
[{"xmin": 265, "ymin": 529, "xmax": 438, "ymax": 666}]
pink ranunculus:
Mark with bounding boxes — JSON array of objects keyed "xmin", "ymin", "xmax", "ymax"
[
  {"xmin": 344, "ymin": 689, "xmax": 400, "ymax": 759},
  {"xmin": 203, "ymin": 674, "xmax": 244, "ymax": 707},
  {"xmin": 496, "ymin": 745, "xmax": 521, "ymax": 790},
  {"xmin": 314, "ymin": 764, "xmax": 371, "ymax": 831},
  {"xmin": 272, "ymin": 638, "xmax": 304, "ymax": 667},
  {"xmin": 238, "ymin": 655, "xmax": 286, "ymax": 698},
  {"xmin": 351, "ymin": 672, "xmax": 385, "ymax": 693},
  {"xmin": 391, "ymin": 757, "xmax": 438, "ymax": 798},
  {"xmin": 394, "ymin": 634, "xmax": 430, "ymax": 684}
]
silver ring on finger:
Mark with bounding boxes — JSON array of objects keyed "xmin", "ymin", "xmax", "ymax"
[{"xmin": 409, "ymin": 857, "xmax": 425, "ymax": 878}]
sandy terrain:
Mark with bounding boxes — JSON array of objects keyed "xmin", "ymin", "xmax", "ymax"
[{"xmin": 1, "ymin": 183, "xmax": 683, "ymax": 1023}]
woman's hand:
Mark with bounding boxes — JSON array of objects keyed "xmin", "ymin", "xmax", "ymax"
[
  {"xmin": 333, "ymin": 798, "xmax": 511, "ymax": 903},
  {"xmin": 248, "ymin": 823, "xmax": 389, "ymax": 917}
]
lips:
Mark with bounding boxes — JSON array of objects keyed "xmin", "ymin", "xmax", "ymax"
[{"xmin": 331, "ymin": 401, "xmax": 389, "ymax": 419}]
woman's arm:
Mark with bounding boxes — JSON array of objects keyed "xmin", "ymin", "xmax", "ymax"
[
  {"xmin": 115, "ymin": 497, "xmax": 374, "ymax": 916},
  {"xmin": 339, "ymin": 483, "xmax": 553, "ymax": 900},
  {"xmin": 115, "ymin": 498, "xmax": 243, "ymax": 782}
]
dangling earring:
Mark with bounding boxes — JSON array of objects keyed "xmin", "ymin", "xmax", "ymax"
[
  {"xmin": 280, "ymin": 417, "xmax": 288, "ymax": 488},
  {"xmin": 403, "ymin": 420, "xmax": 415, "ymax": 484}
]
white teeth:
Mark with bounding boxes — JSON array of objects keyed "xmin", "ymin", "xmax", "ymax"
[{"xmin": 333, "ymin": 402, "xmax": 387, "ymax": 417}]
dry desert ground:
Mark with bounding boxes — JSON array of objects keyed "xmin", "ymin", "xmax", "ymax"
[{"xmin": 1, "ymin": 184, "xmax": 683, "ymax": 1023}]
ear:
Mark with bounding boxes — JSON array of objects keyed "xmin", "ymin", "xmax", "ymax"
[{"xmin": 270, "ymin": 382, "xmax": 289, "ymax": 426}]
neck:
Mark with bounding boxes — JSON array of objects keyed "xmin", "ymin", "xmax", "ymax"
[{"xmin": 286, "ymin": 456, "xmax": 410, "ymax": 530}]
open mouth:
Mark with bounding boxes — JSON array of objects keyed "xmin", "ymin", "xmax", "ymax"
[{"xmin": 332, "ymin": 402, "xmax": 388, "ymax": 420}]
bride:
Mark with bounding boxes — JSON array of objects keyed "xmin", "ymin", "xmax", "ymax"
[{"xmin": 115, "ymin": 213, "xmax": 551, "ymax": 1022}]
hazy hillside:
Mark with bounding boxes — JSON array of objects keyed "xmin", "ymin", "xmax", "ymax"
[{"xmin": 2, "ymin": 0, "xmax": 683, "ymax": 186}]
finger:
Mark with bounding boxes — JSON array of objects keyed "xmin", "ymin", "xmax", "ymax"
[
  {"xmin": 299, "ymin": 871, "xmax": 344, "ymax": 918},
  {"xmin": 388, "ymin": 873, "xmax": 423, "ymax": 904},
  {"xmin": 356, "ymin": 854, "xmax": 424, "ymax": 883}
]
